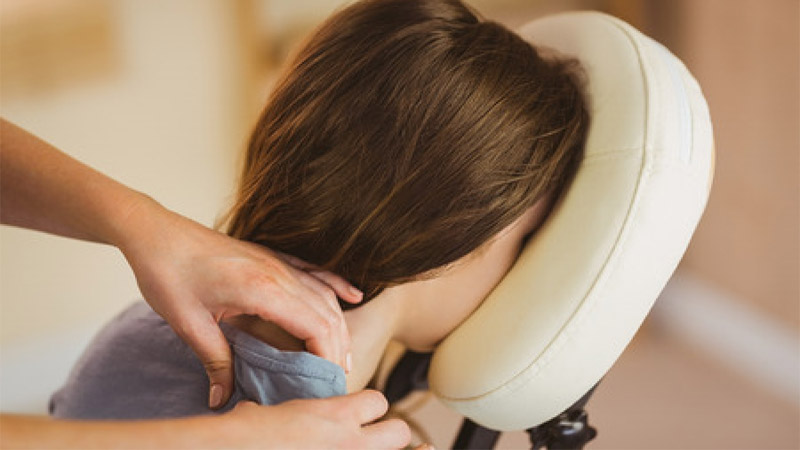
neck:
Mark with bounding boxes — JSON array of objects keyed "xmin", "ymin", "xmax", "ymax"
[
  {"xmin": 340, "ymin": 290, "xmax": 403, "ymax": 391},
  {"xmin": 223, "ymin": 202, "xmax": 546, "ymax": 395}
]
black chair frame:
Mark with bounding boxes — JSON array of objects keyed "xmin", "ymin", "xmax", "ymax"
[{"xmin": 383, "ymin": 351, "xmax": 598, "ymax": 450}]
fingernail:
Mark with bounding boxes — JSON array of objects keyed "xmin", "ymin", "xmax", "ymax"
[
  {"xmin": 209, "ymin": 383, "xmax": 223, "ymax": 409},
  {"xmin": 345, "ymin": 352, "xmax": 353, "ymax": 373},
  {"xmin": 348, "ymin": 286, "xmax": 363, "ymax": 300}
]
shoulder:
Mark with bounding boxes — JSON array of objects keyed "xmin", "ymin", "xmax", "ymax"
[{"xmin": 50, "ymin": 301, "xmax": 209, "ymax": 419}]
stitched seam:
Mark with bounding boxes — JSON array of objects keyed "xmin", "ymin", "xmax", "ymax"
[
  {"xmin": 230, "ymin": 341, "xmax": 340, "ymax": 384},
  {"xmin": 436, "ymin": 13, "xmax": 653, "ymax": 405}
]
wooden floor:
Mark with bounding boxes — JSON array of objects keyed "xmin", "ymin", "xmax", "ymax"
[{"xmin": 398, "ymin": 322, "xmax": 800, "ymax": 449}]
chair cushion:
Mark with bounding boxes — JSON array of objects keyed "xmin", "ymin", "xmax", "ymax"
[{"xmin": 428, "ymin": 11, "xmax": 714, "ymax": 431}]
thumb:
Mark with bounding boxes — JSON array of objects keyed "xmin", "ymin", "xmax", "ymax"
[
  {"xmin": 337, "ymin": 390, "xmax": 390, "ymax": 424},
  {"xmin": 176, "ymin": 313, "xmax": 235, "ymax": 410}
]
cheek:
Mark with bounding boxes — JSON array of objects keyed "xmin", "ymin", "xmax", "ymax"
[
  {"xmin": 403, "ymin": 237, "xmax": 523, "ymax": 351},
  {"xmin": 401, "ymin": 291, "xmax": 483, "ymax": 352}
]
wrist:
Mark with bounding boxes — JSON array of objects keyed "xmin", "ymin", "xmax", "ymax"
[{"xmin": 106, "ymin": 192, "xmax": 171, "ymax": 261}]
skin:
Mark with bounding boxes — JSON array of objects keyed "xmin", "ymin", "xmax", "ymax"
[
  {"xmin": 0, "ymin": 391, "xmax": 411, "ymax": 449},
  {"xmin": 230, "ymin": 197, "xmax": 552, "ymax": 392},
  {"xmin": 0, "ymin": 119, "xmax": 411, "ymax": 448},
  {"xmin": 0, "ymin": 118, "xmax": 359, "ymax": 404}
]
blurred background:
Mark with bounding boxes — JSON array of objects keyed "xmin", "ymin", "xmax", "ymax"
[{"xmin": 0, "ymin": 0, "xmax": 797, "ymax": 448}]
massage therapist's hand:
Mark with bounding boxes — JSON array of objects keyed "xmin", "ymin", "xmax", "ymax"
[
  {"xmin": 0, "ymin": 119, "xmax": 362, "ymax": 410},
  {"xmin": 118, "ymin": 194, "xmax": 363, "ymax": 409},
  {"xmin": 219, "ymin": 391, "xmax": 412, "ymax": 449},
  {"xmin": 0, "ymin": 391, "xmax": 413, "ymax": 449}
]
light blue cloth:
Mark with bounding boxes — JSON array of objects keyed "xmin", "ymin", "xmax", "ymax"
[{"xmin": 50, "ymin": 301, "xmax": 346, "ymax": 419}]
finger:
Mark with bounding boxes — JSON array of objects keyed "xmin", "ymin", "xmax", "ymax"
[
  {"xmin": 273, "ymin": 251, "xmax": 363, "ymax": 304},
  {"xmin": 339, "ymin": 390, "xmax": 390, "ymax": 424},
  {"xmin": 305, "ymin": 335, "xmax": 342, "ymax": 372},
  {"xmin": 172, "ymin": 311, "xmax": 234, "ymax": 410},
  {"xmin": 360, "ymin": 418, "xmax": 412, "ymax": 450},
  {"xmin": 307, "ymin": 269, "xmax": 364, "ymax": 304},
  {"xmin": 272, "ymin": 250, "xmax": 320, "ymax": 271},
  {"xmin": 268, "ymin": 253, "xmax": 354, "ymax": 367},
  {"xmin": 251, "ymin": 290, "xmax": 342, "ymax": 369},
  {"xmin": 290, "ymin": 270, "xmax": 349, "ymax": 369}
]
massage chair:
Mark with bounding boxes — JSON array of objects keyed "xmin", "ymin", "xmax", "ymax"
[{"xmin": 382, "ymin": 11, "xmax": 714, "ymax": 449}]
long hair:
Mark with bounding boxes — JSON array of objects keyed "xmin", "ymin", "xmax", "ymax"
[{"xmin": 226, "ymin": 0, "xmax": 589, "ymax": 306}]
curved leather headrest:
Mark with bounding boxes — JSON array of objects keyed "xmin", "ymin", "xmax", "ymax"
[{"xmin": 428, "ymin": 11, "xmax": 714, "ymax": 431}]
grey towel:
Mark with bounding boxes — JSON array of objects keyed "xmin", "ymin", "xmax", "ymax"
[{"xmin": 50, "ymin": 301, "xmax": 346, "ymax": 419}]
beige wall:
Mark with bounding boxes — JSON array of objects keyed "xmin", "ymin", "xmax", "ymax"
[
  {"xmin": 674, "ymin": 0, "xmax": 800, "ymax": 330},
  {"xmin": 0, "ymin": 0, "xmax": 247, "ymax": 344}
]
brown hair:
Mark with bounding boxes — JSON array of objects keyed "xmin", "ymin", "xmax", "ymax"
[{"xmin": 227, "ymin": 0, "xmax": 588, "ymax": 307}]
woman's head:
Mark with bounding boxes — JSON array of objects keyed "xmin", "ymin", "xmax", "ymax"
[{"xmin": 227, "ymin": 0, "xmax": 588, "ymax": 305}]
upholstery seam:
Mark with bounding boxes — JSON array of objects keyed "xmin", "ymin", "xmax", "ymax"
[{"xmin": 435, "ymin": 12, "xmax": 654, "ymax": 406}]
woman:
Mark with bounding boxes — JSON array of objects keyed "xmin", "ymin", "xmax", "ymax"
[{"xmin": 51, "ymin": 0, "xmax": 588, "ymax": 419}]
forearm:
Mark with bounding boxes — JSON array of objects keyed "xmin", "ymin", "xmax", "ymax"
[
  {"xmin": 0, "ymin": 413, "xmax": 227, "ymax": 450},
  {"xmin": 0, "ymin": 392, "xmax": 413, "ymax": 449},
  {"xmin": 0, "ymin": 118, "xmax": 155, "ymax": 248}
]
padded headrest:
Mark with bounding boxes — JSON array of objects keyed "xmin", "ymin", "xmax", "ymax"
[{"xmin": 428, "ymin": 11, "xmax": 714, "ymax": 431}]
